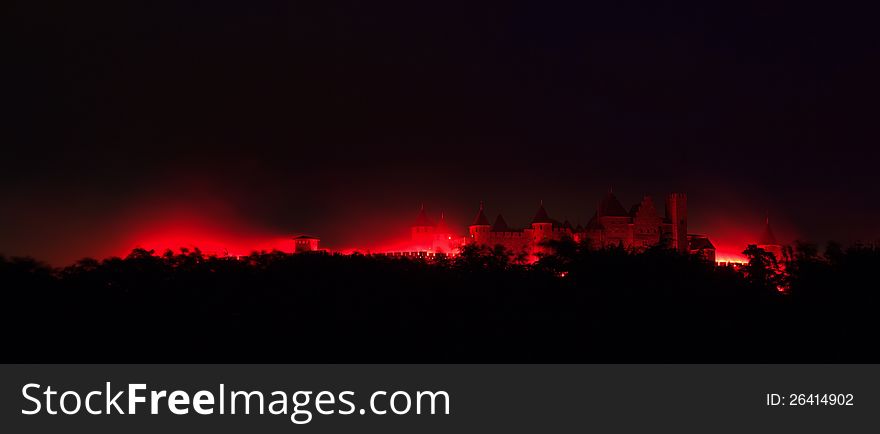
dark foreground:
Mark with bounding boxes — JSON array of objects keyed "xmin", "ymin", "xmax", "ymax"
[{"xmin": 1, "ymin": 241, "xmax": 877, "ymax": 362}]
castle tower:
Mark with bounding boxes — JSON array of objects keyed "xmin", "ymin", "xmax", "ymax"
[
  {"xmin": 530, "ymin": 201, "xmax": 554, "ymax": 242},
  {"xmin": 757, "ymin": 215, "xmax": 783, "ymax": 261},
  {"xmin": 597, "ymin": 191, "xmax": 630, "ymax": 248},
  {"xmin": 468, "ymin": 202, "xmax": 491, "ymax": 245},
  {"xmin": 411, "ymin": 204, "xmax": 435, "ymax": 250},
  {"xmin": 432, "ymin": 212, "xmax": 453, "ymax": 252},
  {"xmin": 631, "ymin": 195, "xmax": 662, "ymax": 249},
  {"xmin": 665, "ymin": 193, "xmax": 688, "ymax": 254},
  {"xmin": 434, "ymin": 212, "xmax": 450, "ymax": 237}
]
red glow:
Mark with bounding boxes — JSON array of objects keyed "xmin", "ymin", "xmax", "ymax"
[
  {"xmin": 127, "ymin": 229, "xmax": 293, "ymax": 257},
  {"xmin": 30, "ymin": 186, "xmax": 790, "ymax": 267},
  {"xmin": 693, "ymin": 218, "xmax": 753, "ymax": 264},
  {"xmin": 714, "ymin": 251, "xmax": 748, "ymax": 264},
  {"xmin": 114, "ymin": 199, "xmax": 295, "ymax": 258}
]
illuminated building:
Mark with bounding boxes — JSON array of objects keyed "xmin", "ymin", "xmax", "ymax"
[
  {"xmin": 687, "ymin": 234, "xmax": 717, "ymax": 263},
  {"xmin": 411, "ymin": 191, "xmax": 715, "ymax": 260},
  {"xmin": 411, "ymin": 205, "xmax": 462, "ymax": 253},
  {"xmin": 293, "ymin": 235, "xmax": 320, "ymax": 253}
]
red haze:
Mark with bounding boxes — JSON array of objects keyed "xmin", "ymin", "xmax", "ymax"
[{"xmin": 116, "ymin": 201, "xmax": 294, "ymax": 258}]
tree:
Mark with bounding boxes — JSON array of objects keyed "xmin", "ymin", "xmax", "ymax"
[
  {"xmin": 742, "ymin": 244, "xmax": 781, "ymax": 289},
  {"xmin": 536, "ymin": 236, "xmax": 577, "ymax": 273},
  {"xmin": 455, "ymin": 243, "xmax": 513, "ymax": 271}
]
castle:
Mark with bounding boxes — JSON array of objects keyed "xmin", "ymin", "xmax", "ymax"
[{"xmin": 410, "ymin": 192, "xmax": 717, "ymax": 262}]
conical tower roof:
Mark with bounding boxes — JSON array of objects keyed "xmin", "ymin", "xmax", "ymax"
[
  {"xmin": 598, "ymin": 192, "xmax": 628, "ymax": 217},
  {"xmin": 471, "ymin": 202, "xmax": 490, "ymax": 226},
  {"xmin": 491, "ymin": 214, "xmax": 510, "ymax": 232},
  {"xmin": 413, "ymin": 204, "xmax": 434, "ymax": 227},
  {"xmin": 532, "ymin": 201, "xmax": 554, "ymax": 224},
  {"xmin": 758, "ymin": 216, "xmax": 778, "ymax": 246},
  {"xmin": 435, "ymin": 212, "xmax": 449, "ymax": 233}
]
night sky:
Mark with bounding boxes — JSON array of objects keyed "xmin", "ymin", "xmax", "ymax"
[{"xmin": 5, "ymin": 1, "xmax": 879, "ymax": 264}]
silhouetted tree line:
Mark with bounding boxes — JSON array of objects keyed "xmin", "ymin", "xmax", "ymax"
[{"xmin": 1, "ymin": 238, "xmax": 877, "ymax": 362}]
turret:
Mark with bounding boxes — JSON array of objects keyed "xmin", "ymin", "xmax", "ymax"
[
  {"xmin": 432, "ymin": 212, "xmax": 455, "ymax": 253},
  {"xmin": 757, "ymin": 215, "xmax": 783, "ymax": 261},
  {"xmin": 411, "ymin": 204, "xmax": 435, "ymax": 250},
  {"xmin": 434, "ymin": 212, "xmax": 450, "ymax": 237},
  {"xmin": 468, "ymin": 202, "xmax": 491, "ymax": 244},
  {"xmin": 530, "ymin": 201, "xmax": 554, "ymax": 241},
  {"xmin": 665, "ymin": 193, "xmax": 688, "ymax": 254}
]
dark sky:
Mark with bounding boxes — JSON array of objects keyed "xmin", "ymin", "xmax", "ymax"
[{"xmin": 5, "ymin": 0, "xmax": 879, "ymax": 264}]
